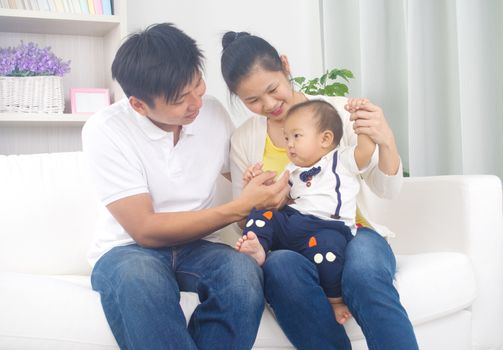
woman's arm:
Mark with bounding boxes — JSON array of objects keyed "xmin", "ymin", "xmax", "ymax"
[
  {"xmin": 349, "ymin": 101, "xmax": 400, "ymax": 176},
  {"xmin": 338, "ymin": 98, "xmax": 402, "ymax": 198},
  {"xmin": 230, "ymin": 128, "xmax": 251, "ymax": 200}
]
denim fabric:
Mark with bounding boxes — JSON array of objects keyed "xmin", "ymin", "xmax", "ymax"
[
  {"xmin": 263, "ymin": 228, "xmax": 418, "ymax": 350},
  {"xmin": 91, "ymin": 240, "xmax": 264, "ymax": 350}
]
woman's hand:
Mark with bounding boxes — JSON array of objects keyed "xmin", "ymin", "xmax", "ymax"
[
  {"xmin": 345, "ymin": 98, "xmax": 395, "ymax": 147},
  {"xmin": 345, "ymin": 98, "xmax": 401, "ymax": 176}
]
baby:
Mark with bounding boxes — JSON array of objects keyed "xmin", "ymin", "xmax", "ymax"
[{"xmin": 236, "ymin": 98, "xmax": 375, "ymax": 324}]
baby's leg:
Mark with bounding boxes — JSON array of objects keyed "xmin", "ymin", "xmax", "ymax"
[
  {"xmin": 328, "ymin": 297, "xmax": 352, "ymax": 325},
  {"xmin": 236, "ymin": 209, "xmax": 277, "ymax": 266},
  {"xmin": 236, "ymin": 231, "xmax": 266, "ymax": 266},
  {"xmin": 300, "ymin": 228, "xmax": 352, "ymax": 324}
]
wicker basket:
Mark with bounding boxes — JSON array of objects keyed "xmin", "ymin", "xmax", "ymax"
[{"xmin": 0, "ymin": 76, "xmax": 64, "ymax": 114}]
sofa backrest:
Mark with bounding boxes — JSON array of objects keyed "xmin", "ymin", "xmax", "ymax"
[{"xmin": 0, "ymin": 152, "xmax": 100, "ymax": 275}]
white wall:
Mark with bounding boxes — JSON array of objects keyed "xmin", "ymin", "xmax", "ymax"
[{"xmin": 127, "ymin": 0, "xmax": 324, "ymax": 125}]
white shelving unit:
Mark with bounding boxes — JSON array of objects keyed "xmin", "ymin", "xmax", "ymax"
[
  {"xmin": 0, "ymin": 113, "xmax": 90, "ymax": 126},
  {"xmin": 0, "ymin": 3, "xmax": 127, "ymax": 155}
]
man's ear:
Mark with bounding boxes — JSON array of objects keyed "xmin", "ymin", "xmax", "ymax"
[
  {"xmin": 129, "ymin": 96, "xmax": 149, "ymax": 116},
  {"xmin": 321, "ymin": 130, "xmax": 334, "ymax": 148},
  {"xmin": 280, "ymin": 55, "xmax": 291, "ymax": 75}
]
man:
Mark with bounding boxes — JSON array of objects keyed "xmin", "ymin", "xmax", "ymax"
[{"xmin": 82, "ymin": 23, "xmax": 289, "ymax": 350}]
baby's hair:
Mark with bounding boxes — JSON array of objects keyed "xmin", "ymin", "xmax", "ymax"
[{"xmin": 286, "ymin": 100, "xmax": 343, "ymax": 146}]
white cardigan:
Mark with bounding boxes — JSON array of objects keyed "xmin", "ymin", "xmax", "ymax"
[{"xmin": 230, "ymin": 95, "xmax": 403, "ymax": 238}]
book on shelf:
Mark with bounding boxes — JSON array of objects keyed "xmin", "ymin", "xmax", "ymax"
[
  {"xmin": 22, "ymin": 0, "xmax": 31, "ymax": 10},
  {"xmin": 0, "ymin": 0, "xmax": 113, "ymax": 14},
  {"xmin": 29, "ymin": 0, "xmax": 39, "ymax": 10},
  {"xmin": 0, "ymin": 0, "xmax": 11, "ymax": 8},
  {"xmin": 53, "ymin": 0, "xmax": 63, "ymax": 12},
  {"xmin": 37, "ymin": 0, "xmax": 50, "ymax": 11},
  {"xmin": 86, "ymin": 0, "xmax": 94, "ymax": 14},
  {"xmin": 47, "ymin": 0, "xmax": 56, "ymax": 11},
  {"xmin": 101, "ymin": 0, "xmax": 110, "ymax": 15},
  {"xmin": 92, "ymin": 0, "xmax": 100, "ymax": 15},
  {"xmin": 61, "ymin": 0, "xmax": 69, "ymax": 12},
  {"xmin": 71, "ymin": 0, "xmax": 80, "ymax": 13},
  {"xmin": 78, "ymin": 0, "xmax": 88, "ymax": 13}
]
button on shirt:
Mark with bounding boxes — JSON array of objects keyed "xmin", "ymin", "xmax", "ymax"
[
  {"xmin": 82, "ymin": 96, "xmax": 235, "ymax": 266},
  {"xmin": 286, "ymin": 147, "xmax": 369, "ymax": 235}
]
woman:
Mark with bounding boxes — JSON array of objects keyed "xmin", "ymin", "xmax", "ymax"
[{"xmin": 220, "ymin": 31, "xmax": 419, "ymax": 350}]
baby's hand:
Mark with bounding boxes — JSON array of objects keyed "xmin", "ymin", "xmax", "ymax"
[
  {"xmin": 345, "ymin": 98, "xmax": 369, "ymax": 113},
  {"xmin": 243, "ymin": 162, "xmax": 264, "ymax": 186}
]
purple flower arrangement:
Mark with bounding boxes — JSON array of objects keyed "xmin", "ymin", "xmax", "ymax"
[{"xmin": 0, "ymin": 41, "xmax": 71, "ymax": 77}]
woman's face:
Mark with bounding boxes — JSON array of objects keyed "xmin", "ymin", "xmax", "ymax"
[{"xmin": 235, "ymin": 67, "xmax": 295, "ymax": 121}]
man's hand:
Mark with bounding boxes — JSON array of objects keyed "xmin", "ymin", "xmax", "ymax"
[{"xmin": 238, "ymin": 170, "xmax": 290, "ymax": 215}]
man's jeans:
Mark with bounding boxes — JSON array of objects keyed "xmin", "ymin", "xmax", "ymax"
[
  {"xmin": 263, "ymin": 228, "xmax": 419, "ymax": 350},
  {"xmin": 91, "ymin": 240, "xmax": 264, "ymax": 350}
]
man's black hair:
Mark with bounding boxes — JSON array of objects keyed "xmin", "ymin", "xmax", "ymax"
[{"xmin": 112, "ymin": 23, "xmax": 204, "ymax": 107}]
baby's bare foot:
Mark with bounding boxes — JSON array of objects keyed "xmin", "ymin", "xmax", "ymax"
[
  {"xmin": 235, "ymin": 231, "xmax": 266, "ymax": 266},
  {"xmin": 329, "ymin": 298, "xmax": 352, "ymax": 325}
]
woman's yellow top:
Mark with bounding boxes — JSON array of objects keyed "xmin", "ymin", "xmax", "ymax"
[
  {"xmin": 262, "ymin": 134, "xmax": 290, "ymax": 177},
  {"xmin": 262, "ymin": 134, "xmax": 371, "ymax": 228}
]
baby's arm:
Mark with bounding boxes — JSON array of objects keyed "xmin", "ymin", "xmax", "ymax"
[
  {"xmin": 346, "ymin": 98, "xmax": 376, "ymax": 170},
  {"xmin": 243, "ymin": 162, "xmax": 264, "ymax": 186},
  {"xmin": 355, "ymin": 134, "xmax": 376, "ymax": 170}
]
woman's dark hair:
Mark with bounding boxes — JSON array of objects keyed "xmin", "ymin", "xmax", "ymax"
[
  {"xmin": 221, "ymin": 31, "xmax": 284, "ymax": 94},
  {"xmin": 287, "ymin": 100, "xmax": 343, "ymax": 146},
  {"xmin": 112, "ymin": 23, "xmax": 204, "ymax": 107}
]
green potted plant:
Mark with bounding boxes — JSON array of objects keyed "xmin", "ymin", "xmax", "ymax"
[{"xmin": 293, "ymin": 68, "xmax": 354, "ymax": 96}]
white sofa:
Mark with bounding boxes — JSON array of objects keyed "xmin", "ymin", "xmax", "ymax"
[{"xmin": 0, "ymin": 151, "xmax": 502, "ymax": 350}]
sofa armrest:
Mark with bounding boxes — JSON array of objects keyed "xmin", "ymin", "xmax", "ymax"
[{"xmin": 365, "ymin": 175, "xmax": 503, "ymax": 349}]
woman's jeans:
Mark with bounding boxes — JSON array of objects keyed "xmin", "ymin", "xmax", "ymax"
[
  {"xmin": 91, "ymin": 240, "xmax": 264, "ymax": 350},
  {"xmin": 264, "ymin": 228, "xmax": 419, "ymax": 350}
]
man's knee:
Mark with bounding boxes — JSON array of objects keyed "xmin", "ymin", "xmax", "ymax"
[
  {"xmin": 92, "ymin": 248, "xmax": 175, "ymax": 295},
  {"xmin": 263, "ymin": 250, "xmax": 318, "ymax": 302},
  {"xmin": 264, "ymin": 250, "xmax": 311, "ymax": 280},
  {"xmin": 218, "ymin": 252, "xmax": 264, "ymax": 304}
]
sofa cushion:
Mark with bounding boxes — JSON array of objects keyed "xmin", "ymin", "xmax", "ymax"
[
  {"xmin": 0, "ymin": 251, "xmax": 475, "ymax": 349},
  {"xmin": 0, "ymin": 152, "xmax": 99, "ymax": 276}
]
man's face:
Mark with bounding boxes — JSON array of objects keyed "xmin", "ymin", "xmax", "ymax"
[{"xmin": 135, "ymin": 71, "xmax": 206, "ymax": 132}]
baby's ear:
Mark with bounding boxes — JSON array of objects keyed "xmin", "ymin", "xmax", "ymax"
[{"xmin": 321, "ymin": 130, "xmax": 334, "ymax": 148}]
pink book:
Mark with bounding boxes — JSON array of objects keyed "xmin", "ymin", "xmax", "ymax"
[{"xmin": 92, "ymin": 0, "xmax": 101, "ymax": 14}]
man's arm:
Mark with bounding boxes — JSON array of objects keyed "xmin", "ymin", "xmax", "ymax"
[{"xmin": 107, "ymin": 171, "xmax": 290, "ymax": 248}]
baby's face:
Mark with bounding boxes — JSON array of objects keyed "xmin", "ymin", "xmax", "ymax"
[{"xmin": 283, "ymin": 111, "xmax": 328, "ymax": 168}]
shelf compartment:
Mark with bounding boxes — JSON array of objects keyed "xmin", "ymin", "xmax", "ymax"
[{"xmin": 0, "ymin": 9, "xmax": 120, "ymax": 36}]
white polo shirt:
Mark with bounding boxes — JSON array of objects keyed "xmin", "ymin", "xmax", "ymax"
[
  {"xmin": 82, "ymin": 95, "xmax": 235, "ymax": 266},
  {"xmin": 286, "ymin": 147, "xmax": 368, "ymax": 235}
]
